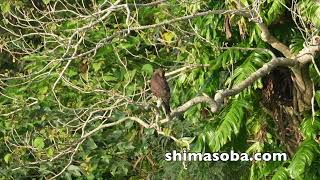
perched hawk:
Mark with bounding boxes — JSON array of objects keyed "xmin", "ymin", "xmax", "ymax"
[{"xmin": 151, "ymin": 68, "xmax": 171, "ymax": 114}]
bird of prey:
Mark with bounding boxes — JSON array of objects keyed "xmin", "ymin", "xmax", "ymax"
[{"xmin": 150, "ymin": 68, "xmax": 171, "ymax": 114}]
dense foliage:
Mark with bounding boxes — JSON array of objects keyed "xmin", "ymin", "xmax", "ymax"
[{"xmin": 0, "ymin": 0, "xmax": 319, "ymax": 179}]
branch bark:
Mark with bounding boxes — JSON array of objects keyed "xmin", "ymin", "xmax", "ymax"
[
  {"xmin": 258, "ymin": 23, "xmax": 293, "ymax": 58},
  {"xmin": 161, "ymin": 57, "xmax": 299, "ymax": 123}
]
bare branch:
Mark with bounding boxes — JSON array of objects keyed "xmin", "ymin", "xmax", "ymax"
[
  {"xmin": 161, "ymin": 57, "xmax": 299, "ymax": 123},
  {"xmin": 258, "ymin": 23, "xmax": 293, "ymax": 58}
]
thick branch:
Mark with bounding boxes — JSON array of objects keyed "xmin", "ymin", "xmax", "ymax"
[
  {"xmin": 160, "ymin": 58, "xmax": 299, "ymax": 123},
  {"xmin": 221, "ymin": 58, "xmax": 297, "ymax": 97},
  {"xmin": 296, "ymin": 41, "xmax": 320, "ymax": 64},
  {"xmin": 290, "ymin": 36, "xmax": 320, "ymax": 112},
  {"xmin": 258, "ymin": 23, "xmax": 293, "ymax": 58},
  {"xmin": 170, "ymin": 96, "xmax": 218, "ymax": 117}
]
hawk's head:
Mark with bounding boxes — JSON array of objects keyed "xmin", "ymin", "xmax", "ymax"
[{"xmin": 154, "ymin": 68, "xmax": 165, "ymax": 78}]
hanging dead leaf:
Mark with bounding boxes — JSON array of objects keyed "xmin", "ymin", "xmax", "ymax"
[
  {"xmin": 223, "ymin": 15, "xmax": 232, "ymax": 39},
  {"xmin": 238, "ymin": 17, "xmax": 247, "ymax": 40}
]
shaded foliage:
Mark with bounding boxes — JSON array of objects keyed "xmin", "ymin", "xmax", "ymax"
[{"xmin": 0, "ymin": 0, "xmax": 319, "ymax": 179}]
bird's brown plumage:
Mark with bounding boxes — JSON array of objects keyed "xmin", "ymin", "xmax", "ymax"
[{"xmin": 151, "ymin": 68, "xmax": 171, "ymax": 114}]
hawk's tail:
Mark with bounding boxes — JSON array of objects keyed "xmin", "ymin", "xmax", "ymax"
[{"xmin": 162, "ymin": 99, "xmax": 171, "ymax": 115}]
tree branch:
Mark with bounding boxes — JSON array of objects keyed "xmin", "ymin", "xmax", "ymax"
[
  {"xmin": 161, "ymin": 57, "xmax": 299, "ymax": 123},
  {"xmin": 257, "ymin": 23, "xmax": 293, "ymax": 58}
]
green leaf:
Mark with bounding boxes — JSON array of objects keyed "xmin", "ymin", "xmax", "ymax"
[
  {"xmin": 4, "ymin": 153, "xmax": 12, "ymax": 164},
  {"xmin": 192, "ymin": 134, "xmax": 205, "ymax": 152},
  {"xmin": 38, "ymin": 86, "xmax": 48, "ymax": 95},
  {"xmin": 176, "ymin": 137, "xmax": 195, "ymax": 148},
  {"xmin": 1, "ymin": 2, "xmax": 10, "ymax": 13},
  {"xmin": 103, "ymin": 75, "xmax": 117, "ymax": 82},
  {"xmin": 315, "ymin": 90, "xmax": 320, "ymax": 107},
  {"xmin": 207, "ymin": 99, "xmax": 248, "ymax": 151},
  {"xmin": 267, "ymin": 0, "xmax": 286, "ymax": 23},
  {"xmin": 33, "ymin": 137, "xmax": 45, "ymax": 150},
  {"xmin": 287, "ymin": 139, "xmax": 320, "ymax": 178},
  {"xmin": 92, "ymin": 61, "xmax": 104, "ymax": 72},
  {"xmin": 162, "ymin": 32, "xmax": 175, "ymax": 42},
  {"xmin": 301, "ymin": 117, "xmax": 320, "ymax": 139},
  {"xmin": 67, "ymin": 165, "xmax": 82, "ymax": 177},
  {"xmin": 144, "ymin": 128, "xmax": 155, "ymax": 135},
  {"xmin": 142, "ymin": 64, "xmax": 153, "ymax": 75},
  {"xmin": 101, "ymin": 155, "xmax": 112, "ymax": 164},
  {"xmin": 111, "ymin": 161, "xmax": 129, "ymax": 176},
  {"xmin": 47, "ymin": 147, "xmax": 54, "ymax": 157},
  {"xmin": 67, "ymin": 69, "xmax": 78, "ymax": 77},
  {"xmin": 42, "ymin": 0, "xmax": 51, "ymax": 5},
  {"xmin": 272, "ymin": 167, "xmax": 289, "ymax": 180},
  {"xmin": 84, "ymin": 138, "xmax": 98, "ymax": 150}
]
